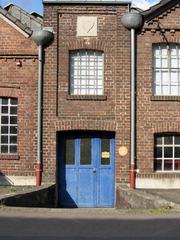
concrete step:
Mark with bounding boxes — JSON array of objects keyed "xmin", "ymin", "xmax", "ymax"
[{"xmin": 116, "ymin": 185, "xmax": 180, "ymax": 209}]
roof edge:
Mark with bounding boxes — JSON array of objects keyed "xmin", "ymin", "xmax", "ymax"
[
  {"xmin": 43, "ymin": 0, "xmax": 131, "ymax": 4},
  {"xmin": 143, "ymin": 0, "xmax": 179, "ymax": 21}
]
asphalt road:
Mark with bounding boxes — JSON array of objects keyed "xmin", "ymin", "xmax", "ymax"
[{"xmin": 0, "ymin": 208, "xmax": 180, "ymax": 240}]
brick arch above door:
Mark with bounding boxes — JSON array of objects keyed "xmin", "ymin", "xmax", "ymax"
[{"xmin": 55, "ymin": 119, "xmax": 116, "ymax": 132}]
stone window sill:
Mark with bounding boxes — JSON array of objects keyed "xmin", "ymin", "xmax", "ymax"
[
  {"xmin": 0, "ymin": 154, "xmax": 20, "ymax": 160},
  {"xmin": 67, "ymin": 95, "xmax": 107, "ymax": 101},
  {"xmin": 151, "ymin": 96, "xmax": 180, "ymax": 101}
]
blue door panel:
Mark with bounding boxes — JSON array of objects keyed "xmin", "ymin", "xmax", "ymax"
[
  {"xmin": 98, "ymin": 168, "xmax": 114, "ymax": 207},
  {"xmin": 78, "ymin": 169, "xmax": 95, "ymax": 207},
  {"xmin": 60, "ymin": 168, "xmax": 77, "ymax": 207},
  {"xmin": 58, "ymin": 132, "xmax": 115, "ymax": 208}
]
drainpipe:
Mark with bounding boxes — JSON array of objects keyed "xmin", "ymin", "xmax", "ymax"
[
  {"xmin": 31, "ymin": 30, "xmax": 54, "ymax": 186},
  {"xmin": 121, "ymin": 11, "xmax": 143, "ymax": 189}
]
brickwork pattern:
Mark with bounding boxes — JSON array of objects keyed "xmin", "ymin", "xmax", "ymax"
[
  {"xmin": 43, "ymin": 4, "xmax": 131, "ymax": 184},
  {"xmin": 0, "ymin": 17, "xmax": 38, "ymax": 178},
  {"xmin": 136, "ymin": 4, "xmax": 180, "ymax": 180}
]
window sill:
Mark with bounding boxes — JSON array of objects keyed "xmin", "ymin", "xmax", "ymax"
[
  {"xmin": 67, "ymin": 95, "xmax": 107, "ymax": 101},
  {"xmin": 0, "ymin": 154, "xmax": 19, "ymax": 160},
  {"xmin": 151, "ymin": 96, "xmax": 180, "ymax": 101}
]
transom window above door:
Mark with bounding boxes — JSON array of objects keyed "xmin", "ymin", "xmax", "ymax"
[
  {"xmin": 69, "ymin": 50, "xmax": 104, "ymax": 95},
  {"xmin": 153, "ymin": 44, "xmax": 180, "ymax": 96}
]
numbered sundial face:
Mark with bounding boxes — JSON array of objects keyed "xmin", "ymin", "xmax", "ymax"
[{"xmin": 77, "ymin": 16, "xmax": 97, "ymax": 37}]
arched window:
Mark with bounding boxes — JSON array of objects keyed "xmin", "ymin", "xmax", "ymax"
[
  {"xmin": 0, "ymin": 97, "xmax": 18, "ymax": 154},
  {"xmin": 153, "ymin": 44, "xmax": 180, "ymax": 96},
  {"xmin": 154, "ymin": 134, "xmax": 180, "ymax": 171},
  {"xmin": 69, "ymin": 50, "xmax": 104, "ymax": 95}
]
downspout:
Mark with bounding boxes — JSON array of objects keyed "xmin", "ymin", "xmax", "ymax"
[
  {"xmin": 31, "ymin": 30, "xmax": 54, "ymax": 186},
  {"xmin": 121, "ymin": 10, "xmax": 143, "ymax": 189},
  {"xmin": 130, "ymin": 28, "xmax": 136, "ymax": 189}
]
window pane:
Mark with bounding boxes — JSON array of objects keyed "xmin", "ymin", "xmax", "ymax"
[
  {"xmin": 164, "ymin": 147, "xmax": 173, "ymax": 158},
  {"xmin": 10, "ymin": 126, "xmax": 17, "ymax": 134},
  {"xmin": 175, "ymin": 136, "xmax": 180, "ymax": 145},
  {"xmin": 175, "ymin": 160, "xmax": 180, "ymax": 171},
  {"xmin": 1, "ymin": 145, "xmax": 8, "ymax": 153},
  {"xmin": 10, "ymin": 136, "xmax": 17, "ymax": 144},
  {"xmin": 162, "ymin": 58, "xmax": 168, "ymax": 68},
  {"xmin": 80, "ymin": 138, "xmax": 91, "ymax": 165},
  {"xmin": 175, "ymin": 147, "xmax": 180, "ymax": 158},
  {"xmin": 2, "ymin": 106, "xmax": 8, "ymax": 114},
  {"xmin": 10, "ymin": 98, "xmax": 17, "ymax": 105},
  {"xmin": 1, "ymin": 126, "xmax": 8, "ymax": 134},
  {"xmin": 101, "ymin": 138, "xmax": 110, "ymax": 165},
  {"xmin": 162, "ymin": 85, "xmax": 169, "ymax": 95},
  {"xmin": 1, "ymin": 135, "xmax": 8, "ymax": 144},
  {"xmin": 65, "ymin": 138, "xmax": 75, "ymax": 165},
  {"xmin": 154, "ymin": 147, "xmax": 162, "ymax": 158},
  {"xmin": 155, "ymin": 85, "xmax": 161, "ymax": 95},
  {"xmin": 155, "ymin": 136, "xmax": 162, "ymax": 145},
  {"xmin": 155, "ymin": 58, "xmax": 161, "ymax": 68},
  {"xmin": 154, "ymin": 160, "xmax": 162, "ymax": 171},
  {"xmin": 171, "ymin": 57, "xmax": 178, "ymax": 68},
  {"xmin": 164, "ymin": 136, "xmax": 173, "ymax": 145},
  {"xmin": 10, "ymin": 116, "xmax": 17, "ymax": 124},
  {"xmin": 10, "ymin": 107, "xmax": 17, "ymax": 115},
  {"xmin": 10, "ymin": 145, "xmax": 17, "ymax": 153},
  {"xmin": 2, "ymin": 116, "xmax": 8, "ymax": 124},
  {"xmin": 164, "ymin": 159, "xmax": 172, "ymax": 171},
  {"xmin": 2, "ymin": 98, "xmax": 8, "ymax": 105},
  {"xmin": 171, "ymin": 85, "xmax": 178, "ymax": 95}
]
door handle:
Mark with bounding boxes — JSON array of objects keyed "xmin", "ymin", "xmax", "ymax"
[{"xmin": 92, "ymin": 168, "xmax": 96, "ymax": 173}]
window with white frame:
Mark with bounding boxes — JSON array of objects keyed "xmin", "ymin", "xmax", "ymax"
[
  {"xmin": 70, "ymin": 50, "xmax": 104, "ymax": 95},
  {"xmin": 154, "ymin": 134, "xmax": 180, "ymax": 171},
  {"xmin": 153, "ymin": 44, "xmax": 180, "ymax": 96},
  {"xmin": 0, "ymin": 98, "xmax": 17, "ymax": 154}
]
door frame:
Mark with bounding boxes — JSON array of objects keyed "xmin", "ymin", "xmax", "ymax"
[{"xmin": 56, "ymin": 130, "xmax": 115, "ymax": 208}]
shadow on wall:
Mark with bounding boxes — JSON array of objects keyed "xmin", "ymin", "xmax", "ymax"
[{"xmin": 0, "ymin": 184, "xmax": 56, "ymax": 208}]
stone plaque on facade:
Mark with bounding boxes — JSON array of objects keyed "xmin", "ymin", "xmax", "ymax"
[{"xmin": 77, "ymin": 16, "xmax": 97, "ymax": 37}]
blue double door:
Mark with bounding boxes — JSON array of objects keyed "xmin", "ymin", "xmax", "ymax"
[{"xmin": 58, "ymin": 132, "xmax": 115, "ymax": 208}]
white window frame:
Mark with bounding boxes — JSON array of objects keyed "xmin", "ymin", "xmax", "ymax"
[
  {"xmin": 69, "ymin": 50, "xmax": 104, "ymax": 95},
  {"xmin": 0, "ymin": 97, "xmax": 18, "ymax": 154},
  {"xmin": 153, "ymin": 44, "xmax": 180, "ymax": 96},
  {"xmin": 154, "ymin": 135, "xmax": 180, "ymax": 172}
]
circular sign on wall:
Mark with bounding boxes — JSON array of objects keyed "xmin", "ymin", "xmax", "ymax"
[{"xmin": 119, "ymin": 146, "xmax": 128, "ymax": 157}]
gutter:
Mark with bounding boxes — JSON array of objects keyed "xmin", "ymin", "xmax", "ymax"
[{"xmin": 43, "ymin": 0, "xmax": 131, "ymax": 4}]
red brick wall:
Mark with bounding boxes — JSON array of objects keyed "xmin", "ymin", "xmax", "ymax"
[
  {"xmin": 136, "ymin": 5, "xmax": 180, "ymax": 180},
  {"xmin": 43, "ymin": 4, "xmax": 131, "ymax": 184},
  {"xmin": 0, "ymin": 17, "xmax": 38, "ymax": 178}
]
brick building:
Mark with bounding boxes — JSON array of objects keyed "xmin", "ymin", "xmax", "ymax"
[
  {"xmin": 136, "ymin": 0, "xmax": 180, "ymax": 188},
  {"xmin": 0, "ymin": 4, "xmax": 42, "ymax": 185},
  {"xmin": 42, "ymin": 0, "xmax": 180, "ymax": 207},
  {"xmin": 0, "ymin": 0, "xmax": 180, "ymax": 208},
  {"xmin": 42, "ymin": 0, "xmax": 131, "ymax": 207}
]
